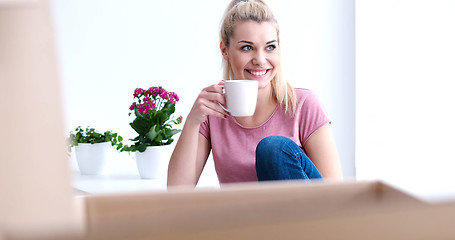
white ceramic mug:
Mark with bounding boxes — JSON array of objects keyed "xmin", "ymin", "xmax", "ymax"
[{"xmin": 219, "ymin": 80, "xmax": 258, "ymax": 117}]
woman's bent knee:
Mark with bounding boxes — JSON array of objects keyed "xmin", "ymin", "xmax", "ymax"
[
  {"xmin": 256, "ymin": 136, "xmax": 295, "ymax": 166},
  {"xmin": 256, "ymin": 136, "xmax": 292, "ymax": 153}
]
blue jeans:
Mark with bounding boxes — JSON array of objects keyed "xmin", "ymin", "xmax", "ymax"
[{"xmin": 255, "ymin": 136, "xmax": 323, "ymax": 181}]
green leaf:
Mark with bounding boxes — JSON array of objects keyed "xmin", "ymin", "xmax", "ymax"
[
  {"xmin": 164, "ymin": 128, "xmax": 181, "ymax": 138},
  {"xmin": 154, "ymin": 134, "xmax": 163, "ymax": 144},
  {"xmin": 67, "ymin": 126, "xmax": 124, "ymax": 152},
  {"xmin": 138, "ymin": 143, "xmax": 147, "ymax": 152},
  {"xmin": 146, "ymin": 125, "xmax": 159, "ymax": 142},
  {"xmin": 130, "ymin": 117, "xmax": 152, "ymax": 135},
  {"xmin": 116, "ymin": 143, "xmax": 123, "ymax": 150}
]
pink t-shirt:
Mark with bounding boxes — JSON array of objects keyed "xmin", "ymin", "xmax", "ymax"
[{"xmin": 199, "ymin": 88, "xmax": 330, "ymax": 184}]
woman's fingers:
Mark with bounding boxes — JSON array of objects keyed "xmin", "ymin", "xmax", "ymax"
[
  {"xmin": 187, "ymin": 83, "xmax": 229, "ymax": 125},
  {"xmin": 203, "ymin": 83, "xmax": 223, "ymax": 95},
  {"xmin": 202, "ymin": 98, "xmax": 228, "ymax": 117},
  {"xmin": 200, "ymin": 90, "xmax": 226, "ymax": 106},
  {"xmin": 194, "ymin": 96, "xmax": 227, "ymax": 117}
]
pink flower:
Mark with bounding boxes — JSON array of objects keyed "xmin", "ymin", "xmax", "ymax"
[
  {"xmin": 130, "ymin": 86, "xmax": 180, "ymax": 116},
  {"xmin": 177, "ymin": 116, "xmax": 183, "ymax": 124},
  {"xmin": 149, "ymin": 87, "xmax": 160, "ymax": 97},
  {"xmin": 146, "ymin": 102, "xmax": 155, "ymax": 110},
  {"xmin": 158, "ymin": 87, "xmax": 166, "ymax": 94},
  {"xmin": 133, "ymin": 88, "xmax": 144, "ymax": 98},
  {"xmin": 129, "ymin": 102, "xmax": 136, "ymax": 111},
  {"xmin": 169, "ymin": 92, "xmax": 179, "ymax": 104},
  {"xmin": 160, "ymin": 89, "xmax": 168, "ymax": 100},
  {"xmin": 137, "ymin": 103, "xmax": 145, "ymax": 113}
]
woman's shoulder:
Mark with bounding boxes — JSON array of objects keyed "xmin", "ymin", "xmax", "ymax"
[
  {"xmin": 293, "ymin": 88, "xmax": 327, "ymax": 112},
  {"xmin": 294, "ymin": 88, "xmax": 319, "ymax": 101},
  {"xmin": 293, "ymin": 88, "xmax": 328, "ymax": 117}
]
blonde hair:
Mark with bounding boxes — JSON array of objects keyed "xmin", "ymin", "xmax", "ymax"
[{"xmin": 220, "ymin": 0, "xmax": 297, "ymax": 116}]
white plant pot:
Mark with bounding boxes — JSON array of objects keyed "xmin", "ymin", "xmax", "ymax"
[
  {"xmin": 74, "ymin": 142, "xmax": 111, "ymax": 175},
  {"xmin": 135, "ymin": 144, "xmax": 173, "ymax": 179}
]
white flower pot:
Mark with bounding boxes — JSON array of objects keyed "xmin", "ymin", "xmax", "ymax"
[
  {"xmin": 135, "ymin": 144, "xmax": 173, "ymax": 179},
  {"xmin": 74, "ymin": 142, "xmax": 111, "ymax": 175}
]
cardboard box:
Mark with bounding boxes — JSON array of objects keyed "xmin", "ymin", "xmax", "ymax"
[
  {"xmin": 79, "ymin": 180, "xmax": 455, "ymax": 240},
  {"xmin": 3, "ymin": 180, "xmax": 455, "ymax": 240},
  {"xmin": 11, "ymin": 180, "xmax": 453, "ymax": 240},
  {"xmin": 0, "ymin": 1, "xmax": 83, "ymax": 239}
]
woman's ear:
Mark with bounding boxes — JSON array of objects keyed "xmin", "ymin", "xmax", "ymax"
[{"xmin": 220, "ymin": 41, "xmax": 229, "ymax": 60}]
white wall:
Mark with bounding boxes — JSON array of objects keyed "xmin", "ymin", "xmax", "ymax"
[
  {"xmin": 51, "ymin": 0, "xmax": 355, "ymax": 187},
  {"xmin": 356, "ymin": 0, "xmax": 455, "ymax": 195}
]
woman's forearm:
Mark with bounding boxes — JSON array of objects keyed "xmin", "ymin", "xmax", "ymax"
[
  {"xmin": 168, "ymin": 83, "xmax": 224, "ymax": 187},
  {"xmin": 167, "ymin": 120, "xmax": 205, "ymax": 187}
]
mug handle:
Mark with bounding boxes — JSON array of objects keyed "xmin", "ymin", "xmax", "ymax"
[
  {"xmin": 218, "ymin": 102, "xmax": 229, "ymax": 113},
  {"xmin": 218, "ymin": 85, "xmax": 230, "ymax": 113}
]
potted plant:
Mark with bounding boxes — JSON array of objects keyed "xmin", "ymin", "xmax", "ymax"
[
  {"xmin": 122, "ymin": 86, "xmax": 182, "ymax": 179},
  {"xmin": 68, "ymin": 126, "xmax": 124, "ymax": 175}
]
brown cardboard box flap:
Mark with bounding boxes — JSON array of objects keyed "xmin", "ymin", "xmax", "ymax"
[
  {"xmin": 0, "ymin": 1, "xmax": 82, "ymax": 239},
  {"xmin": 7, "ymin": 180, "xmax": 455, "ymax": 240},
  {"xmin": 80, "ymin": 180, "xmax": 445, "ymax": 240}
]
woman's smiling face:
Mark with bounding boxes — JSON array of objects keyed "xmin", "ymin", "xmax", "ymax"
[{"xmin": 221, "ymin": 20, "xmax": 280, "ymax": 89}]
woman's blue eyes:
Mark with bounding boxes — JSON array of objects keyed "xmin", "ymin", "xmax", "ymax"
[
  {"xmin": 266, "ymin": 45, "xmax": 276, "ymax": 51},
  {"xmin": 242, "ymin": 45, "xmax": 253, "ymax": 51},
  {"xmin": 241, "ymin": 45, "xmax": 276, "ymax": 51}
]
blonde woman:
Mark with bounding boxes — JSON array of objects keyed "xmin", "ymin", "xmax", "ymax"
[{"xmin": 168, "ymin": 0, "xmax": 343, "ymax": 187}]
